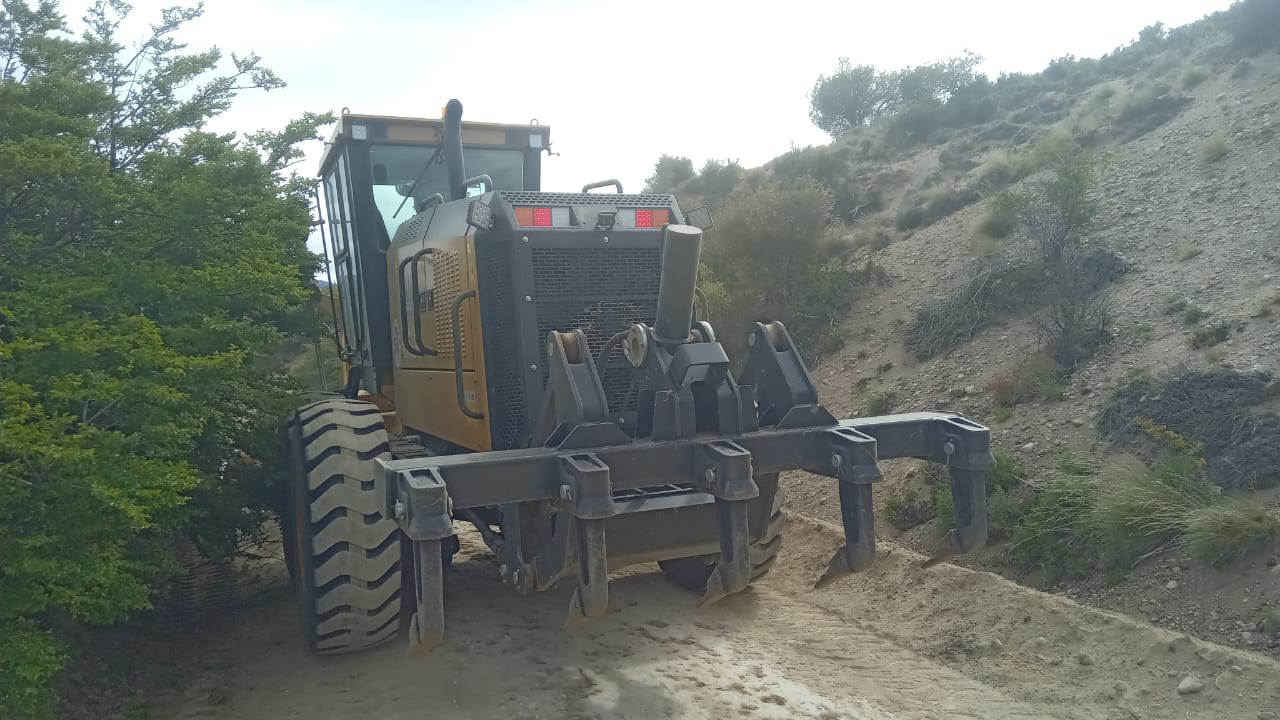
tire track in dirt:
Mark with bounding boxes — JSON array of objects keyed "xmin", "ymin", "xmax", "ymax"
[{"xmin": 153, "ymin": 517, "xmax": 1280, "ymax": 720}]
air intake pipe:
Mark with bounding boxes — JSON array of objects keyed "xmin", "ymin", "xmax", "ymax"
[
  {"xmin": 653, "ymin": 224, "xmax": 703, "ymax": 345},
  {"xmin": 443, "ymin": 99, "xmax": 466, "ymax": 201}
]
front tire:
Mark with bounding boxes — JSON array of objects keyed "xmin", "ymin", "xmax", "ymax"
[
  {"xmin": 286, "ymin": 399, "xmax": 402, "ymax": 654},
  {"xmin": 658, "ymin": 476, "xmax": 784, "ymax": 591}
]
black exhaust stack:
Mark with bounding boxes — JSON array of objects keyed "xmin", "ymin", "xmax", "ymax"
[
  {"xmin": 443, "ymin": 99, "xmax": 466, "ymax": 201},
  {"xmin": 653, "ymin": 224, "xmax": 703, "ymax": 345}
]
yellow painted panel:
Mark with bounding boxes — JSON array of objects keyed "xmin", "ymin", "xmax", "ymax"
[
  {"xmin": 387, "ymin": 233, "xmax": 477, "ymax": 373},
  {"xmin": 384, "ymin": 124, "xmax": 509, "ymax": 146},
  {"xmin": 395, "ymin": 369, "xmax": 491, "ymax": 451}
]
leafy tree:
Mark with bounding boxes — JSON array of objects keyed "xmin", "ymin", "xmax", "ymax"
[
  {"xmin": 1224, "ymin": 0, "xmax": 1280, "ymax": 54},
  {"xmin": 642, "ymin": 153, "xmax": 694, "ymax": 193},
  {"xmin": 808, "ymin": 59, "xmax": 893, "ymax": 136},
  {"xmin": 702, "ymin": 178, "xmax": 882, "ymax": 356},
  {"xmin": 680, "ymin": 158, "xmax": 743, "ymax": 208},
  {"xmin": 808, "ymin": 53, "xmax": 984, "ymax": 139},
  {"xmin": 0, "ymin": 1, "xmax": 328, "ymax": 715}
]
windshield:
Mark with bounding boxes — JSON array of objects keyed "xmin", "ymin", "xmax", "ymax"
[{"xmin": 368, "ymin": 144, "xmax": 525, "ymax": 241}]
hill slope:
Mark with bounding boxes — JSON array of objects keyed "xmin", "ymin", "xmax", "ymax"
[{"xmin": 765, "ymin": 28, "xmax": 1280, "ymax": 658}]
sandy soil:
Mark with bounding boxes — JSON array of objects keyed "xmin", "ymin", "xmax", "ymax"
[{"xmin": 151, "ymin": 516, "xmax": 1280, "ymax": 720}]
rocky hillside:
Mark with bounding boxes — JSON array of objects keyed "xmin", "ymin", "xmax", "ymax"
[{"xmin": 724, "ymin": 13, "xmax": 1280, "ymax": 659}]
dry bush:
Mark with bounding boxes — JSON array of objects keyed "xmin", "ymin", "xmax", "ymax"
[{"xmin": 1099, "ymin": 369, "xmax": 1280, "ymax": 489}]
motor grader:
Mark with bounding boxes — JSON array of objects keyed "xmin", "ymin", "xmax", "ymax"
[{"xmin": 285, "ymin": 99, "xmax": 994, "ymax": 654}]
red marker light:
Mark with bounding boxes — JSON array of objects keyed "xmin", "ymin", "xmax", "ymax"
[
  {"xmin": 533, "ymin": 207, "xmax": 553, "ymax": 226},
  {"xmin": 635, "ymin": 209, "xmax": 653, "ymax": 227}
]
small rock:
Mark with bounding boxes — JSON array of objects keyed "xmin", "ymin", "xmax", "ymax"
[
  {"xmin": 1166, "ymin": 580, "xmax": 1178, "ymax": 590},
  {"xmin": 1070, "ymin": 418, "xmax": 1085, "ymax": 427},
  {"xmin": 988, "ymin": 638, "xmax": 1004, "ymax": 654},
  {"xmin": 964, "ymin": 385, "xmax": 978, "ymax": 396},
  {"xmin": 1076, "ymin": 651, "xmax": 1095, "ymax": 666},
  {"xmin": 1214, "ymin": 669, "xmax": 1244, "ymax": 691},
  {"xmin": 1020, "ymin": 442, "xmax": 1038, "ymax": 452},
  {"xmin": 1177, "ymin": 676, "xmax": 1204, "ymax": 695},
  {"xmin": 905, "ymin": 467, "xmax": 918, "ymax": 479},
  {"xmin": 1258, "ymin": 712, "xmax": 1278, "ymax": 720},
  {"xmin": 1242, "ymin": 631, "xmax": 1255, "ymax": 644}
]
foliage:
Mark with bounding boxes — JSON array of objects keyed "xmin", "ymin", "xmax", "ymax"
[
  {"xmin": 972, "ymin": 192, "xmax": 1020, "ymax": 243},
  {"xmin": 0, "ymin": 1, "xmax": 326, "ymax": 713},
  {"xmin": 701, "ymin": 178, "xmax": 884, "ymax": 359},
  {"xmin": 1188, "ymin": 321, "xmax": 1232, "ymax": 349},
  {"xmin": 681, "ymin": 158, "xmax": 744, "ymax": 208},
  {"xmin": 1224, "ymin": 0, "xmax": 1280, "ymax": 55},
  {"xmin": 1003, "ymin": 451, "xmax": 1209, "ymax": 581},
  {"xmin": 894, "ymin": 183, "xmax": 980, "ymax": 231},
  {"xmin": 1003, "ymin": 460, "xmax": 1105, "ymax": 582},
  {"xmin": 1180, "ymin": 68, "xmax": 1209, "ymax": 89},
  {"xmin": 1113, "ymin": 83, "xmax": 1191, "ymax": 140},
  {"xmin": 1009, "ymin": 136, "xmax": 1115, "ymax": 367},
  {"xmin": 865, "ymin": 389, "xmax": 898, "ymax": 416},
  {"xmin": 808, "ymin": 53, "xmax": 983, "ymax": 139},
  {"xmin": 642, "ymin": 153, "xmax": 695, "ymax": 193},
  {"xmin": 989, "ymin": 354, "xmax": 1067, "ymax": 407},
  {"xmin": 767, "ymin": 142, "xmax": 879, "ymax": 221},
  {"xmin": 885, "ymin": 489, "xmax": 935, "ymax": 530},
  {"xmin": 1183, "ymin": 501, "xmax": 1280, "ymax": 565},
  {"xmin": 929, "ymin": 452, "xmax": 1026, "ymax": 540}
]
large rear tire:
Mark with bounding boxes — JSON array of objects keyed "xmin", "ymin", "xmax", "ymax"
[
  {"xmin": 286, "ymin": 399, "xmax": 402, "ymax": 654},
  {"xmin": 658, "ymin": 477, "xmax": 784, "ymax": 591}
]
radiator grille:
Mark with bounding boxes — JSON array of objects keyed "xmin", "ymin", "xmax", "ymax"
[
  {"xmin": 532, "ymin": 247, "xmax": 660, "ymax": 413},
  {"xmin": 475, "ymin": 244, "xmax": 523, "ymax": 450}
]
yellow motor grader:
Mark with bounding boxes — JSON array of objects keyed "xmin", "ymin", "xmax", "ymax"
[{"xmin": 284, "ymin": 99, "xmax": 993, "ymax": 654}]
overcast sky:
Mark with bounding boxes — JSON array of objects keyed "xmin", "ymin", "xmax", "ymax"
[{"xmin": 84, "ymin": 0, "xmax": 1235, "ymax": 194}]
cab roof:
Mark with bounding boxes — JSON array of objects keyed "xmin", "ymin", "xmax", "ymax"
[{"xmin": 318, "ymin": 111, "xmax": 551, "ymax": 176}]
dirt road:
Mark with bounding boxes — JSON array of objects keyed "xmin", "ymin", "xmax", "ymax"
[{"xmin": 155, "ymin": 516, "xmax": 1280, "ymax": 720}]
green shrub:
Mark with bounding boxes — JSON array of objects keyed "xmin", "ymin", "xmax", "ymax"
[
  {"xmin": 1004, "ymin": 470, "xmax": 1105, "ymax": 582},
  {"xmin": 0, "ymin": 3, "xmax": 329, "ymax": 713},
  {"xmin": 1225, "ymin": 0, "xmax": 1280, "ymax": 55},
  {"xmin": 931, "ymin": 482, "xmax": 956, "ymax": 531},
  {"xmin": 1262, "ymin": 606, "xmax": 1279, "ymax": 637},
  {"xmin": 1183, "ymin": 501, "xmax": 1280, "ymax": 565},
  {"xmin": 1088, "ymin": 453, "xmax": 1215, "ymax": 566},
  {"xmin": 895, "ymin": 184, "xmax": 981, "ymax": 231},
  {"xmin": 989, "ymin": 354, "xmax": 1067, "ymax": 407},
  {"xmin": 971, "ymin": 192, "xmax": 1019, "ymax": 243},
  {"xmin": 704, "ymin": 178, "xmax": 885, "ymax": 359},
  {"xmin": 865, "ymin": 389, "xmax": 899, "ymax": 415},
  {"xmin": 972, "ymin": 150, "xmax": 1026, "ymax": 189},
  {"xmin": 1180, "ymin": 303, "xmax": 1209, "ymax": 325},
  {"xmin": 885, "ymin": 489, "xmax": 936, "ymax": 530},
  {"xmin": 1162, "ymin": 296, "xmax": 1188, "ymax": 316},
  {"xmin": 1181, "ymin": 68, "xmax": 1209, "ymax": 89},
  {"xmin": 1198, "ymin": 131, "xmax": 1230, "ymax": 164},
  {"xmin": 1189, "ymin": 321, "xmax": 1231, "ymax": 349},
  {"xmin": 851, "ymin": 218, "xmax": 896, "ymax": 251},
  {"xmin": 1113, "ymin": 83, "xmax": 1191, "ymax": 139}
]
